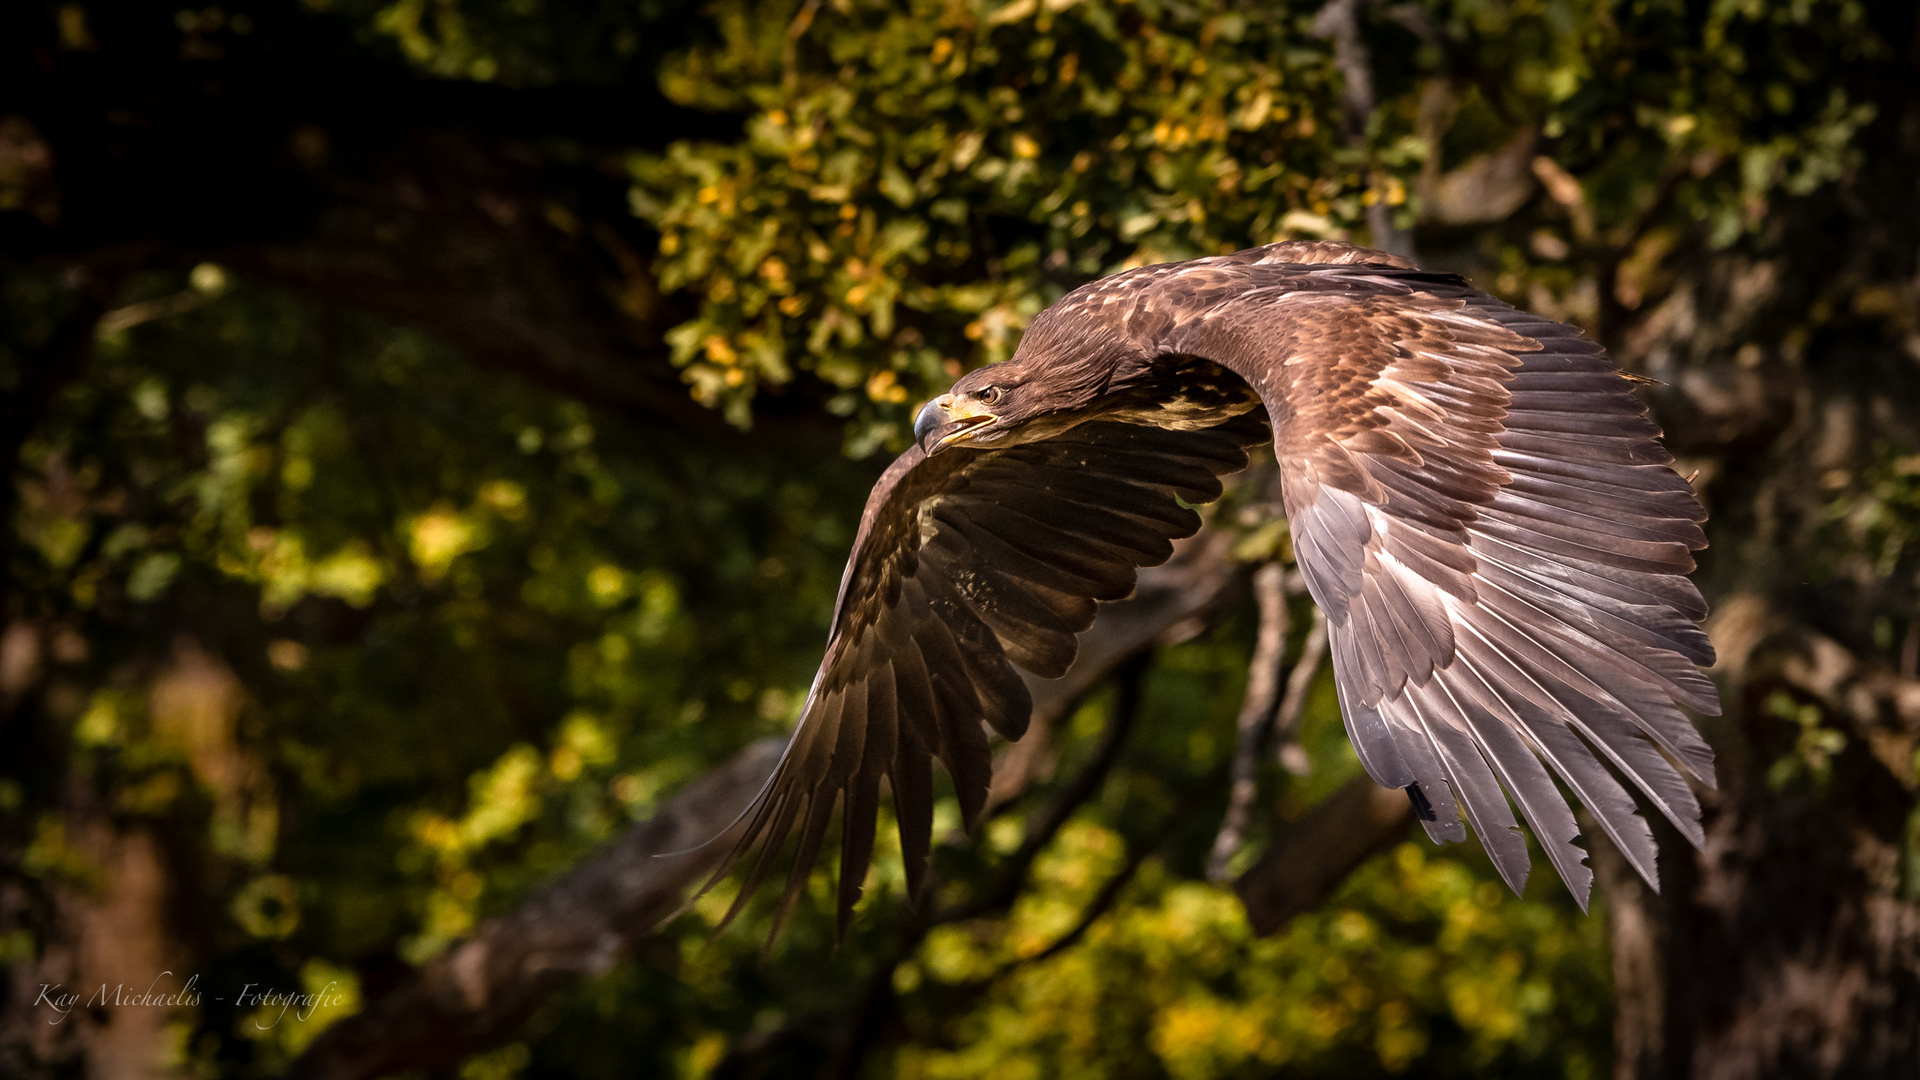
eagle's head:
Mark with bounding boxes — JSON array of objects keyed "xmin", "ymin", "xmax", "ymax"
[
  {"xmin": 914, "ymin": 367, "xmax": 1018, "ymax": 454},
  {"xmin": 912, "ymin": 269, "xmax": 1196, "ymax": 455},
  {"xmin": 913, "ymin": 326, "xmax": 1140, "ymax": 455}
]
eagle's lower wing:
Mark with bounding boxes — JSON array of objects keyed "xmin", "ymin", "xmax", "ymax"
[
  {"xmin": 709, "ymin": 416, "xmax": 1269, "ymax": 934},
  {"xmin": 1179, "ymin": 276, "xmax": 1718, "ymax": 905}
]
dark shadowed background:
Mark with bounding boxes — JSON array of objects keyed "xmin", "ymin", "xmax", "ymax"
[{"xmin": 3, "ymin": 1, "xmax": 1917, "ymax": 1078}]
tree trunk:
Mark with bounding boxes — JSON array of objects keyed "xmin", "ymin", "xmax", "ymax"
[
  {"xmin": 1600, "ymin": 625, "xmax": 1920, "ymax": 1078},
  {"xmin": 1601, "ymin": 7, "xmax": 1920, "ymax": 1071}
]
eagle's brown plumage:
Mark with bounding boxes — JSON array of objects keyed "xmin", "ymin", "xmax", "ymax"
[{"xmin": 710, "ymin": 241, "xmax": 1718, "ymax": 934}]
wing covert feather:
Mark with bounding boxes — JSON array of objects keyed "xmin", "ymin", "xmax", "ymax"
[{"xmin": 706, "ymin": 415, "xmax": 1267, "ymax": 932}]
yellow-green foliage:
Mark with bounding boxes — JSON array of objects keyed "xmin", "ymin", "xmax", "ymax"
[
  {"xmin": 895, "ymin": 832, "xmax": 1604, "ymax": 1080},
  {"xmin": 621, "ymin": 0, "xmax": 1879, "ymax": 446},
  {"xmin": 632, "ymin": 0, "xmax": 1356, "ymax": 436}
]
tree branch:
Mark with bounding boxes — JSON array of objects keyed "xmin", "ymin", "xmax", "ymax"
[
  {"xmin": 282, "ymin": 740, "xmax": 784, "ymax": 1080},
  {"xmin": 1207, "ymin": 562, "xmax": 1291, "ymax": 881},
  {"xmin": 936, "ymin": 657, "xmax": 1148, "ymax": 925},
  {"xmin": 282, "ymin": 530, "xmax": 1253, "ymax": 1079},
  {"xmin": 997, "ymin": 791, "xmax": 1194, "ymax": 972},
  {"xmin": 715, "ymin": 654, "xmax": 1162, "ymax": 1080},
  {"xmin": 986, "ymin": 528, "xmax": 1251, "ymax": 813},
  {"xmin": 1313, "ymin": 0, "xmax": 1412, "ymax": 256},
  {"xmin": 825, "ymin": 732, "xmax": 1239, "ymax": 1080},
  {"xmin": 1272, "ymin": 607, "xmax": 1329, "ymax": 775},
  {"xmin": 1234, "ymin": 774, "xmax": 1413, "ymax": 936}
]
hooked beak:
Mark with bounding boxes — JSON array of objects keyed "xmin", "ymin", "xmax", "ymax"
[{"xmin": 914, "ymin": 394, "xmax": 995, "ymax": 454}]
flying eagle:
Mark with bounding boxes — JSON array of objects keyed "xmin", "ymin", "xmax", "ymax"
[{"xmin": 714, "ymin": 240, "xmax": 1718, "ymax": 932}]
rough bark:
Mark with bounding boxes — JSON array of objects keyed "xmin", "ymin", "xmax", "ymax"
[{"xmin": 1600, "ymin": 618, "xmax": 1920, "ymax": 1080}]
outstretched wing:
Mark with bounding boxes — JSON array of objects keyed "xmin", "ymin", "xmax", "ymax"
[
  {"xmin": 709, "ymin": 242, "xmax": 1718, "ymax": 929},
  {"xmin": 709, "ymin": 414, "xmax": 1270, "ymax": 934},
  {"xmin": 1166, "ymin": 262, "xmax": 1717, "ymax": 905}
]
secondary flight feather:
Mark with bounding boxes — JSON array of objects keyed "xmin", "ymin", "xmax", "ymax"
[{"xmin": 709, "ymin": 240, "xmax": 1718, "ymax": 933}]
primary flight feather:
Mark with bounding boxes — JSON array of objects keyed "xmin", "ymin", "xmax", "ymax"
[{"xmin": 711, "ymin": 240, "xmax": 1718, "ymax": 934}]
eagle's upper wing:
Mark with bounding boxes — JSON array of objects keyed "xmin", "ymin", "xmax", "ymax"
[
  {"xmin": 707, "ymin": 246, "xmax": 1719, "ymax": 930},
  {"xmin": 707, "ymin": 415, "xmax": 1269, "ymax": 934},
  {"xmin": 1165, "ymin": 264, "xmax": 1718, "ymax": 903}
]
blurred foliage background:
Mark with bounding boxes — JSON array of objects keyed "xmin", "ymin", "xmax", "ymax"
[{"xmin": 3, "ymin": 1, "xmax": 1918, "ymax": 1079}]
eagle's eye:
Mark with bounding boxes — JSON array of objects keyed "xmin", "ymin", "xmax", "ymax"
[{"xmin": 978, "ymin": 386, "xmax": 1004, "ymax": 406}]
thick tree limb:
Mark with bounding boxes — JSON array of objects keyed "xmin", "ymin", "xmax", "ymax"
[
  {"xmin": 282, "ymin": 740, "xmax": 783, "ymax": 1080},
  {"xmin": 283, "ymin": 531, "xmax": 1255, "ymax": 1080},
  {"xmin": 1234, "ymin": 775, "xmax": 1413, "ymax": 936},
  {"xmin": 1591, "ymin": 10, "xmax": 1920, "ymax": 1059},
  {"xmin": 1596, "ymin": 607, "xmax": 1920, "ymax": 1079},
  {"xmin": 274, "ymin": 460, "xmax": 1400, "ymax": 1077}
]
